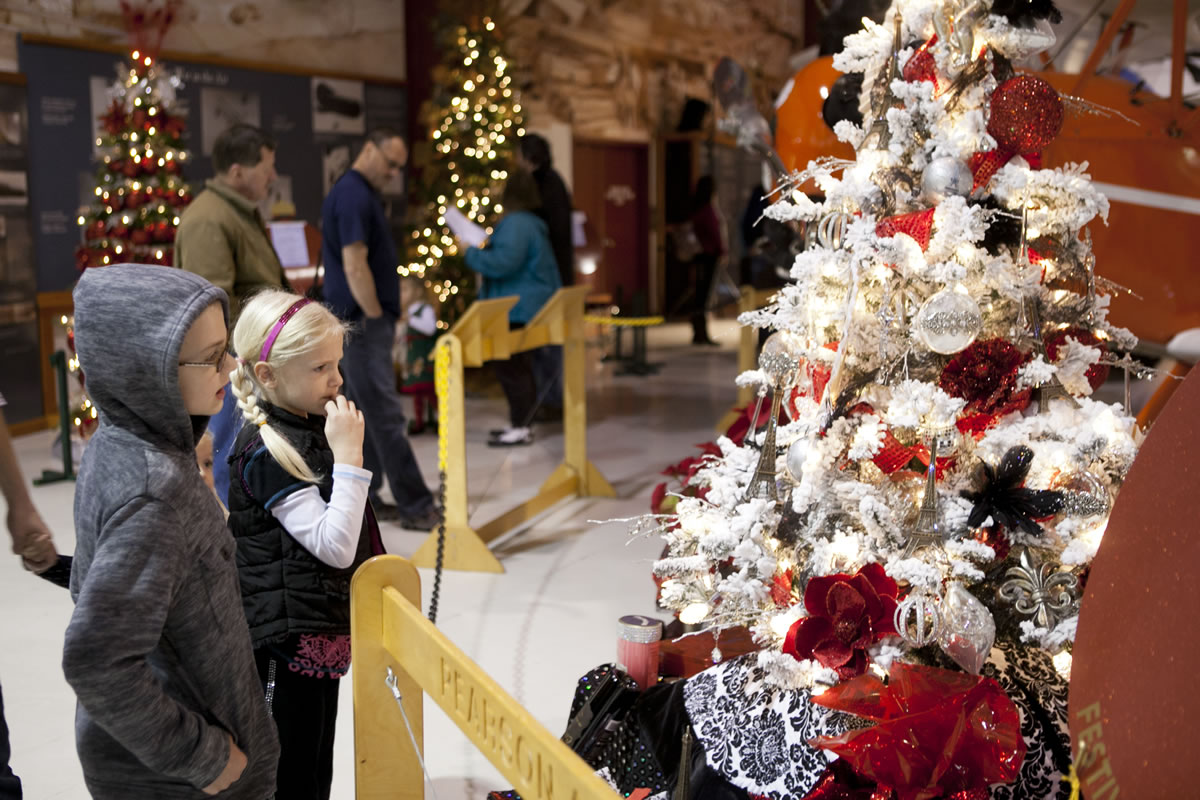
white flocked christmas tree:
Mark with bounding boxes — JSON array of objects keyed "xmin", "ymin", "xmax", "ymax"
[{"xmin": 652, "ymin": 0, "xmax": 1138, "ymax": 718}]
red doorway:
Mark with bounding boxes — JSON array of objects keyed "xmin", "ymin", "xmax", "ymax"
[{"xmin": 571, "ymin": 140, "xmax": 649, "ymax": 308}]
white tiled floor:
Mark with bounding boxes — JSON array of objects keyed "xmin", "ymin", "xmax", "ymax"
[{"xmin": 0, "ymin": 319, "xmax": 743, "ymax": 799}]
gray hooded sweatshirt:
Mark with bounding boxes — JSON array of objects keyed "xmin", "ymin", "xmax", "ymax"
[{"xmin": 64, "ymin": 264, "xmax": 278, "ymax": 799}]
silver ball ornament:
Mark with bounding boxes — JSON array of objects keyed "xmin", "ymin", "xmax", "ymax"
[
  {"xmin": 914, "ymin": 288, "xmax": 982, "ymax": 354},
  {"xmin": 921, "ymin": 157, "xmax": 973, "ymax": 204}
]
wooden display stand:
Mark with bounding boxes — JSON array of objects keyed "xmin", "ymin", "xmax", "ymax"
[
  {"xmin": 351, "ymin": 555, "xmax": 620, "ymax": 799},
  {"xmin": 716, "ymin": 285, "xmax": 778, "ymax": 432},
  {"xmin": 411, "ymin": 286, "xmax": 615, "ymax": 574}
]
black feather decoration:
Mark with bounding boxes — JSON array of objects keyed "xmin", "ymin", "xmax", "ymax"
[
  {"xmin": 990, "ymin": 0, "xmax": 1063, "ymax": 27},
  {"xmin": 822, "ymin": 72, "xmax": 865, "ymax": 131},
  {"xmin": 960, "ymin": 446, "xmax": 1064, "ymax": 536},
  {"xmin": 976, "ymin": 196, "xmax": 1024, "ymax": 255}
]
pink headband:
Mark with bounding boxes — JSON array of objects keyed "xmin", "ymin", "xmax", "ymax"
[{"xmin": 260, "ymin": 298, "xmax": 312, "ymax": 362}]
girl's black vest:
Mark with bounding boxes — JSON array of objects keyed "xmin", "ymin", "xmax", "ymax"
[{"xmin": 227, "ymin": 404, "xmax": 380, "ymax": 648}]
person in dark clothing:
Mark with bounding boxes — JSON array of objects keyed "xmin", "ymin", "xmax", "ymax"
[
  {"xmin": 517, "ymin": 133, "xmax": 574, "ymax": 288},
  {"xmin": 320, "ymin": 128, "xmax": 439, "ymax": 531},
  {"xmin": 689, "ymin": 175, "xmax": 726, "ymax": 345},
  {"xmin": 517, "ymin": 134, "xmax": 572, "ymax": 418}
]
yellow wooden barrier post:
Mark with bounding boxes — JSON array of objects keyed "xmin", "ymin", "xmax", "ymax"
[
  {"xmin": 351, "ymin": 555, "xmax": 423, "ymax": 798},
  {"xmin": 412, "ymin": 287, "xmax": 614, "ymax": 573},
  {"xmin": 352, "ymin": 555, "xmax": 622, "ymax": 800},
  {"xmin": 716, "ymin": 286, "xmax": 777, "ymax": 432}
]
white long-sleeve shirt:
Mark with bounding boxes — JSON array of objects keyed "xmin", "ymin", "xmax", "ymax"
[{"xmin": 268, "ymin": 463, "xmax": 371, "ymax": 569}]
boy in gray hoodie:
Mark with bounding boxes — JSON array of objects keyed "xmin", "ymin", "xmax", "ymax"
[{"xmin": 64, "ymin": 264, "xmax": 278, "ymax": 799}]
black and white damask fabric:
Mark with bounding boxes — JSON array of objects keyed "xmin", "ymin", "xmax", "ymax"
[
  {"xmin": 684, "ymin": 645, "xmax": 1072, "ymax": 799},
  {"xmin": 983, "ymin": 642, "xmax": 1073, "ymax": 800},
  {"xmin": 682, "ymin": 655, "xmax": 848, "ymax": 798}
]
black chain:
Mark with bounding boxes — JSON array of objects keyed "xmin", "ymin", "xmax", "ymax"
[{"xmin": 427, "ymin": 469, "xmax": 447, "ymax": 623}]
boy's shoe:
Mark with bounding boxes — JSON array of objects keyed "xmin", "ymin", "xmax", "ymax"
[{"xmin": 487, "ymin": 426, "xmax": 534, "ymax": 447}]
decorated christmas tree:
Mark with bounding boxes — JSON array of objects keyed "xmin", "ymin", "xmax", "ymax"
[
  {"xmin": 647, "ymin": 0, "xmax": 1140, "ymax": 795},
  {"xmin": 75, "ymin": 46, "xmax": 191, "ymax": 269},
  {"xmin": 404, "ymin": 15, "xmax": 525, "ymax": 326}
]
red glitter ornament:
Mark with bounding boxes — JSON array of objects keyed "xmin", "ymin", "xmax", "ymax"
[
  {"xmin": 939, "ymin": 338, "xmax": 1029, "ymax": 414},
  {"xmin": 903, "ymin": 36, "xmax": 938, "ymax": 86},
  {"xmin": 987, "ymin": 75, "xmax": 1064, "ymax": 155},
  {"xmin": 875, "ymin": 207, "xmax": 936, "ymax": 251}
]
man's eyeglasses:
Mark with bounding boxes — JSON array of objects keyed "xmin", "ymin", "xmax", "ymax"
[{"xmin": 180, "ymin": 345, "xmax": 231, "ymax": 375}]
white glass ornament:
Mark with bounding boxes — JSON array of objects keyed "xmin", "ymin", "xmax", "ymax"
[
  {"xmin": 914, "ymin": 288, "xmax": 983, "ymax": 354},
  {"xmin": 937, "ymin": 582, "xmax": 995, "ymax": 674},
  {"xmin": 921, "ymin": 157, "xmax": 972, "ymax": 204},
  {"xmin": 784, "ymin": 437, "xmax": 809, "ymax": 483},
  {"xmin": 759, "ymin": 331, "xmax": 804, "ymax": 389}
]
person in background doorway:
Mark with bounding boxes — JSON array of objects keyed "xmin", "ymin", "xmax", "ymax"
[
  {"xmin": 175, "ymin": 123, "xmax": 288, "ymax": 507},
  {"xmin": 0, "ymin": 391, "xmax": 59, "ymax": 799},
  {"xmin": 516, "ymin": 133, "xmax": 572, "ymax": 421},
  {"xmin": 398, "ymin": 277, "xmax": 438, "ymax": 436},
  {"xmin": 462, "ymin": 169, "xmax": 563, "ymax": 447},
  {"xmin": 320, "ymin": 129, "xmax": 439, "ymax": 531},
  {"xmin": 688, "ymin": 175, "xmax": 725, "ymax": 346}
]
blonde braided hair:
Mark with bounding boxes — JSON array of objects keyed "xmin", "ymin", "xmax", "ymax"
[{"xmin": 230, "ymin": 290, "xmax": 348, "ymax": 483}]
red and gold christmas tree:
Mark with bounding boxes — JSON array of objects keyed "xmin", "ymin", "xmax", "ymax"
[{"xmin": 75, "ymin": 46, "xmax": 191, "ymax": 270}]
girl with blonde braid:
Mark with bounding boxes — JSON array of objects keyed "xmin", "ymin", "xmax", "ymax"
[{"xmin": 226, "ymin": 290, "xmax": 384, "ymax": 800}]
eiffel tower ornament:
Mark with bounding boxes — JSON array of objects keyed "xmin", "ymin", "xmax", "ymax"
[
  {"xmin": 903, "ymin": 433, "xmax": 949, "ymax": 557},
  {"xmin": 745, "ymin": 335, "xmax": 802, "ymax": 501},
  {"xmin": 860, "ymin": 13, "xmax": 903, "ymax": 151},
  {"xmin": 746, "ymin": 388, "xmax": 786, "ymax": 500}
]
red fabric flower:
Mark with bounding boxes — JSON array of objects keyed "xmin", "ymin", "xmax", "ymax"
[
  {"xmin": 783, "ymin": 563, "xmax": 899, "ymax": 679},
  {"xmin": 939, "ymin": 338, "xmax": 1029, "ymax": 415}
]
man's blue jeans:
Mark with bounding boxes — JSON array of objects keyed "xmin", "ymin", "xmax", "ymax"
[
  {"xmin": 210, "ymin": 386, "xmax": 240, "ymax": 506},
  {"xmin": 341, "ymin": 315, "xmax": 434, "ymax": 515}
]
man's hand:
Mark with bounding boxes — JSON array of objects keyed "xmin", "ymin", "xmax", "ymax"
[
  {"xmin": 324, "ymin": 395, "xmax": 365, "ymax": 468},
  {"xmin": 8, "ymin": 506, "xmax": 57, "ymax": 573},
  {"xmin": 201, "ymin": 734, "xmax": 247, "ymax": 796}
]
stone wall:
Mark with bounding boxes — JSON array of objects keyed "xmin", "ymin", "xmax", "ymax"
[
  {"xmin": 0, "ymin": 0, "xmax": 406, "ymax": 80},
  {"xmin": 506, "ymin": 0, "xmax": 805, "ymax": 141}
]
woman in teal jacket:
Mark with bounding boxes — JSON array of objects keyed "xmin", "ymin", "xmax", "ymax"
[{"xmin": 464, "ymin": 169, "xmax": 562, "ymax": 446}]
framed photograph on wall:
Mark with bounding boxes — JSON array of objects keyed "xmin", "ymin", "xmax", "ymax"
[{"xmin": 312, "ymin": 77, "xmax": 365, "ymax": 135}]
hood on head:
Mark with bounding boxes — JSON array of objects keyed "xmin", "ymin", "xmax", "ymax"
[{"xmin": 73, "ymin": 264, "xmax": 228, "ymax": 453}]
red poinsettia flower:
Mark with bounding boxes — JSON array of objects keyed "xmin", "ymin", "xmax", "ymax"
[{"xmin": 783, "ymin": 563, "xmax": 900, "ymax": 679}]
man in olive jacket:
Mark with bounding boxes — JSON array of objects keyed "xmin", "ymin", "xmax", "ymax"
[{"xmin": 175, "ymin": 124, "xmax": 288, "ymax": 505}]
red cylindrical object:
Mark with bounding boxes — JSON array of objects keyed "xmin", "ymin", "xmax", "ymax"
[{"xmin": 616, "ymin": 615, "xmax": 662, "ymax": 691}]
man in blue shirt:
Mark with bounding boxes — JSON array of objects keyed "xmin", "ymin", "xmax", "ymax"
[{"xmin": 321, "ymin": 129, "xmax": 438, "ymax": 530}]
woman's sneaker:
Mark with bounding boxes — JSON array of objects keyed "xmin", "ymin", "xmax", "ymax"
[{"xmin": 487, "ymin": 426, "xmax": 533, "ymax": 447}]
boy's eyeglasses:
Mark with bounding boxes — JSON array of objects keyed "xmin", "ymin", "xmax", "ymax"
[{"xmin": 180, "ymin": 347, "xmax": 230, "ymax": 375}]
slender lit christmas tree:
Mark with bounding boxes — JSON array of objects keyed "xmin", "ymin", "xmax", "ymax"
[
  {"xmin": 404, "ymin": 15, "xmax": 525, "ymax": 326},
  {"xmin": 646, "ymin": 0, "xmax": 1141, "ymax": 795},
  {"xmin": 75, "ymin": 47, "xmax": 191, "ymax": 270}
]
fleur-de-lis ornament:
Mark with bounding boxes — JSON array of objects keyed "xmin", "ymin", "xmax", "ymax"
[{"xmin": 998, "ymin": 547, "xmax": 1079, "ymax": 628}]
